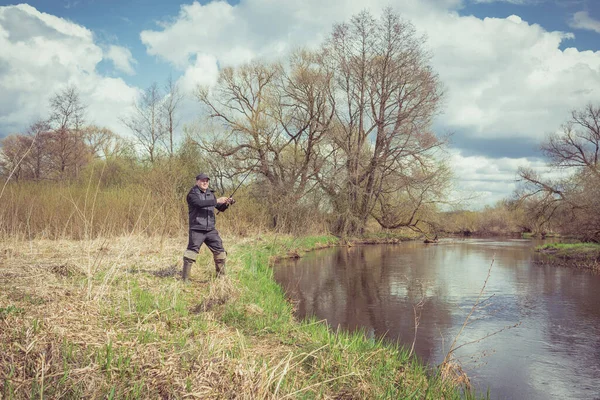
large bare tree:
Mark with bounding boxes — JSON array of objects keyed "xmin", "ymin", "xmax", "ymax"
[
  {"xmin": 0, "ymin": 120, "xmax": 53, "ymax": 181},
  {"xmin": 371, "ymin": 160, "xmax": 452, "ymax": 237},
  {"xmin": 195, "ymin": 51, "xmax": 334, "ymax": 229},
  {"xmin": 318, "ymin": 8, "xmax": 445, "ymax": 235},
  {"xmin": 81, "ymin": 125, "xmax": 131, "ymax": 160},
  {"xmin": 517, "ymin": 104, "xmax": 600, "ymax": 242},
  {"xmin": 49, "ymin": 85, "xmax": 86, "ymax": 133}
]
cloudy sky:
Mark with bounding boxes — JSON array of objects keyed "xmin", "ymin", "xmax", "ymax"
[{"xmin": 1, "ymin": 0, "xmax": 599, "ymax": 206}]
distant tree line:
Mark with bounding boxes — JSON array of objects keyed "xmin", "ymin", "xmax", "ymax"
[
  {"xmin": 0, "ymin": 74, "xmax": 186, "ymax": 183},
  {"xmin": 1, "ymin": 86, "xmax": 97, "ymax": 181}
]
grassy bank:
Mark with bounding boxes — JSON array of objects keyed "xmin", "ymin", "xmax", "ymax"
[
  {"xmin": 1, "ymin": 234, "xmax": 474, "ymax": 399},
  {"xmin": 536, "ymin": 242, "xmax": 600, "ymax": 271}
]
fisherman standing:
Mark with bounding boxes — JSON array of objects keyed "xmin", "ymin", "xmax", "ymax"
[{"xmin": 182, "ymin": 173, "xmax": 234, "ymax": 281}]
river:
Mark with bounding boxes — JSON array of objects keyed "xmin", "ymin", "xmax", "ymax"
[{"xmin": 273, "ymin": 238, "xmax": 600, "ymax": 400}]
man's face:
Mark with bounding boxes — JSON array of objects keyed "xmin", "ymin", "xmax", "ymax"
[{"xmin": 197, "ymin": 178, "xmax": 209, "ymax": 191}]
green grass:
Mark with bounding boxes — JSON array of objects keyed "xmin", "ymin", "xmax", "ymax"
[
  {"xmin": 0, "ymin": 305, "xmax": 23, "ymax": 319},
  {"xmin": 536, "ymin": 242, "xmax": 600, "ymax": 270},
  {"xmin": 538, "ymin": 242, "xmax": 600, "ymax": 252}
]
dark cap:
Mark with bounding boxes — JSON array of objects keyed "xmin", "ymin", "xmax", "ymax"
[{"xmin": 195, "ymin": 173, "xmax": 210, "ymax": 181}]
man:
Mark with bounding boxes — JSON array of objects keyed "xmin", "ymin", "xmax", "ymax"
[{"xmin": 182, "ymin": 173, "xmax": 234, "ymax": 281}]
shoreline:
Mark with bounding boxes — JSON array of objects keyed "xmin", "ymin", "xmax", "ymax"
[
  {"xmin": 534, "ymin": 242, "xmax": 600, "ymax": 272},
  {"xmin": 270, "ymin": 233, "xmax": 417, "ymax": 261}
]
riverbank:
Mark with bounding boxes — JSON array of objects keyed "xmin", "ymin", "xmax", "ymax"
[
  {"xmin": 272, "ymin": 232, "xmax": 418, "ymax": 261},
  {"xmin": 0, "ymin": 234, "xmax": 474, "ymax": 399},
  {"xmin": 535, "ymin": 242, "xmax": 600, "ymax": 271}
]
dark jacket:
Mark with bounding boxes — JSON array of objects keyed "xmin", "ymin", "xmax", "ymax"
[{"xmin": 187, "ymin": 186, "xmax": 228, "ymax": 231}]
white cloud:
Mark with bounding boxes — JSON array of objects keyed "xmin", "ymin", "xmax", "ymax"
[
  {"xmin": 447, "ymin": 148, "xmax": 576, "ymax": 207},
  {"xmin": 569, "ymin": 11, "xmax": 600, "ymax": 34},
  {"xmin": 0, "ymin": 4, "xmax": 139, "ymax": 136},
  {"xmin": 105, "ymin": 45, "xmax": 137, "ymax": 75},
  {"xmin": 140, "ymin": 0, "xmax": 432, "ymax": 78},
  {"xmin": 447, "ymin": 150, "xmax": 551, "ymax": 206},
  {"xmin": 177, "ymin": 53, "xmax": 220, "ymax": 90},
  {"xmin": 173, "ymin": 53, "xmax": 221, "ymax": 127},
  {"xmin": 426, "ymin": 13, "xmax": 600, "ymax": 143},
  {"xmin": 141, "ymin": 1, "xmax": 440, "ymax": 137}
]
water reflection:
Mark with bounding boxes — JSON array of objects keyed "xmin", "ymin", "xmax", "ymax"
[{"xmin": 273, "ymin": 239, "xmax": 600, "ymax": 400}]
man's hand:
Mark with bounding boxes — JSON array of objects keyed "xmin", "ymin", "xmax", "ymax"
[
  {"xmin": 217, "ymin": 196, "xmax": 229, "ymax": 205},
  {"xmin": 228, "ymin": 197, "xmax": 236, "ymax": 205}
]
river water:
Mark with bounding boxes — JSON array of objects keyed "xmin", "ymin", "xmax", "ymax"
[{"xmin": 273, "ymin": 238, "xmax": 600, "ymax": 400}]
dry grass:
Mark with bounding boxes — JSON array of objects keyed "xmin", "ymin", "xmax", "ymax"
[
  {"xmin": 0, "ymin": 180, "xmax": 328, "ymax": 241},
  {"xmin": 0, "ymin": 236, "xmax": 270, "ymax": 399}
]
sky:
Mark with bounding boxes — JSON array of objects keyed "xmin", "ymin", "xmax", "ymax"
[{"xmin": 0, "ymin": 0, "xmax": 599, "ymax": 207}]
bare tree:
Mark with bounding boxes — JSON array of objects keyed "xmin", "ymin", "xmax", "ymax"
[
  {"xmin": 122, "ymin": 82, "xmax": 165, "ymax": 163},
  {"xmin": 24, "ymin": 120, "xmax": 52, "ymax": 180},
  {"xmin": 517, "ymin": 104, "xmax": 600, "ymax": 242},
  {"xmin": 0, "ymin": 121, "xmax": 52, "ymax": 181},
  {"xmin": 542, "ymin": 104, "xmax": 600, "ymax": 175},
  {"xmin": 49, "ymin": 85, "xmax": 86, "ymax": 132},
  {"xmin": 81, "ymin": 125, "xmax": 128, "ymax": 159},
  {"xmin": 196, "ymin": 61, "xmax": 279, "ymax": 173},
  {"xmin": 161, "ymin": 75, "xmax": 184, "ymax": 158},
  {"xmin": 47, "ymin": 86, "xmax": 90, "ymax": 179},
  {"xmin": 195, "ymin": 51, "xmax": 334, "ymax": 229},
  {"xmin": 372, "ymin": 161, "xmax": 452, "ymax": 238},
  {"xmin": 319, "ymin": 8, "xmax": 445, "ymax": 235},
  {"xmin": 0, "ymin": 134, "xmax": 29, "ymax": 181}
]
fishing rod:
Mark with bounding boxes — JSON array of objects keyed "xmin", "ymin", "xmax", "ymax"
[
  {"xmin": 217, "ymin": 163, "xmax": 258, "ymax": 213},
  {"xmin": 228, "ymin": 166, "xmax": 254, "ymax": 199}
]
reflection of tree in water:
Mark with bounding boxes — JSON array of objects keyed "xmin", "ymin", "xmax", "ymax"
[{"xmin": 274, "ymin": 245, "xmax": 454, "ymax": 363}]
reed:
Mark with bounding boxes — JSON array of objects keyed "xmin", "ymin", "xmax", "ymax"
[{"xmin": 0, "ymin": 178, "xmax": 329, "ymax": 241}]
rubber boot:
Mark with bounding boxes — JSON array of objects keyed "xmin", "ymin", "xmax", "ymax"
[
  {"xmin": 215, "ymin": 260, "xmax": 226, "ymax": 276},
  {"xmin": 182, "ymin": 257, "xmax": 194, "ymax": 282},
  {"xmin": 214, "ymin": 252, "xmax": 226, "ymax": 277}
]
